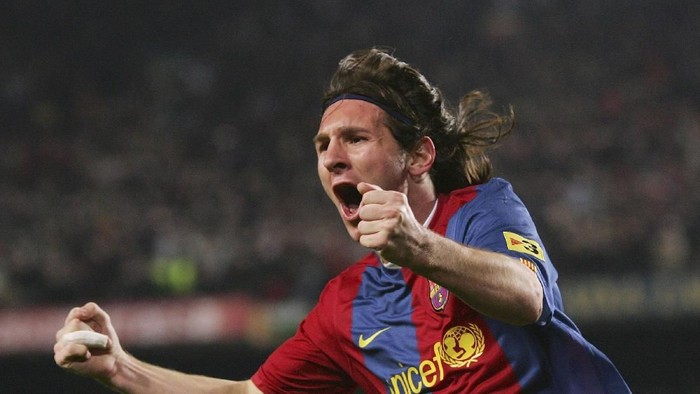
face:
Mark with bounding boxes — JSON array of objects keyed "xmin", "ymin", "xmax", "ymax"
[{"xmin": 314, "ymin": 99, "xmax": 410, "ymax": 240}]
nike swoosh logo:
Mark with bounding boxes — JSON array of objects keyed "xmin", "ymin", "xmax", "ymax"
[{"xmin": 358, "ymin": 327, "xmax": 391, "ymax": 348}]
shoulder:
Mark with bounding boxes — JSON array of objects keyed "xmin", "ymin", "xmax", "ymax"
[
  {"xmin": 474, "ymin": 177, "xmax": 522, "ymax": 205},
  {"xmin": 462, "ymin": 178, "xmax": 530, "ymax": 223},
  {"xmin": 317, "ymin": 253, "xmax": 378, "ymax": 304},
  {"xmin": 441, "ymin": 178, "xmax": 522, "ymax": 214},
  {"xmin": 440, "ymin": 178, "xmax": 540, "ymax": 247},
  {"xmin": 436, "ymin": 178, "xmax": 528, "ymax": 228}
]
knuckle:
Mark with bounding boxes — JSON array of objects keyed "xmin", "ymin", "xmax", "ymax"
[{"xmin": 55, "ymin": 329, "xmax": 65, "ymax": 343}]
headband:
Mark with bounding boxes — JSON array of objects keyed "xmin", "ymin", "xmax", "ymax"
[{"xmin": 323, "ymin": 93, "xmax": 415, "ymax": 126}]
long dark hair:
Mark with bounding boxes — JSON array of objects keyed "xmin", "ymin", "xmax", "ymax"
[{"xmin": 322, "ymin": 48, "xmax": 514, "ymax": 193}]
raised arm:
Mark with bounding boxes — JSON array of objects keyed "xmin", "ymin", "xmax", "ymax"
[
  {"xmin": 356, "ymin": 183, "xmax": 543, "ymax": 326},
  {"xmin": 54, "ymin": 302, "xmax": 262, "ymax": 393},
  {"xmin": 399, "ymin": 231, "xmax": 543, "ymax": 325}
]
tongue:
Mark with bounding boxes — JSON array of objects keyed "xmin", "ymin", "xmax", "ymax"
[{"xmin": 343, "ymin": 203, "xmax": 359, "ymax": 217}]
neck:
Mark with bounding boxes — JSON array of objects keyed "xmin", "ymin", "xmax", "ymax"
[{"xmin": 407, "ymin": 179, "xmax": 437, "ymax": 225}]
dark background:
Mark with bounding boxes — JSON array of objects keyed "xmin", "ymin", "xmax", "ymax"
[{"xmin": 1, "ymin": 1, "xmax": 699, "ymax": 392}]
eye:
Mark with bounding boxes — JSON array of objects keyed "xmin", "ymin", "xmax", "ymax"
[
  {"xmin": 348, "ymin": 136, "xmax": 365, "ymax": 144},
  {"xmin": 314, "ymin": 138, "xmax": 329, "ymax": 153}
]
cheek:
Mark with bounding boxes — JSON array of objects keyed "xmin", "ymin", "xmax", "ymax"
[
  {"xmin": 369, "ymin": 154, "xmax": 409, "ymax": 186},
  {"xmin": 316, "ymin": 155, "xmax": 327, "ymax": 178},
  {"xmin": 317, "ymin": 162, "xmax": 333, "ymax": 195}
]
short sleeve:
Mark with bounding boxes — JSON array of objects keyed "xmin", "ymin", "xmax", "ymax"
[{"xmin": 445, "ymin": 180, "xmax": 562, "ymax": 325}]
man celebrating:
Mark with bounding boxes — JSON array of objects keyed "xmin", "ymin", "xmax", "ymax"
[{"xmin": 55, "ymin": 48, "xmax": 630, "ymax": 393}]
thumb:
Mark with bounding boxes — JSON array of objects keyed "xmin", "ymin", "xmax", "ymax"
[{"xmin": 357, "ymin": 182, "xmax": 383, "ymax": 195}]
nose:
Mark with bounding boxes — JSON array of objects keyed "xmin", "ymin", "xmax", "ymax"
[{"xmin": 322, "ymin": 138, "xmax": 348, "ymax": 173}]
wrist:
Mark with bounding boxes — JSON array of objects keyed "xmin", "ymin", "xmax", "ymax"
[
  {"xmin": 102, "ymin": 350, "xmax": 135, "ymax": 391},
  {"xmin": 395, "ymin": 227, "xmax": 435, "ymax": 273}
]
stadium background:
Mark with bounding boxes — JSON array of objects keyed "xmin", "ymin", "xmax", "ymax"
[{"xmin": 1, "ymin": 1, "xmax": 699, "ymax": 392}]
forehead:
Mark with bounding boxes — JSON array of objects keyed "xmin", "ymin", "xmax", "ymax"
[{"xmin": 316, "ymin": 99, "xmax": 387, "ymax": 137}]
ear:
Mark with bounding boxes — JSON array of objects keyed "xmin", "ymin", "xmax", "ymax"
[{"xmin": 408, "ymin": 136, "xmax": 436, "ymax": 178}]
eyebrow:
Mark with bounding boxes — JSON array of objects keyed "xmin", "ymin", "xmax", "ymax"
[
  {"xmin": 313, "ymin": 125, "xmax": 372, "ymax": 143},
  {"xmin": 312, "ymin": 133, "xmax": 328, "ymax": 146}
]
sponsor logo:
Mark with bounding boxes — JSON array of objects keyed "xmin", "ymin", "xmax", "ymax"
[
  {"xmin": 388, "ymin": 324, "xmax": 485, "ymax": 393},
  {"xmin": 503, "ymin": 231, "xmax": 544, "ymax": 260},
  {"xmin": 359, "ymin": 327, "xmax": 391, "ymax": 349},
  {"xmin": 429, "ymin": 281, "xmax": 449, "ymax": 311}
]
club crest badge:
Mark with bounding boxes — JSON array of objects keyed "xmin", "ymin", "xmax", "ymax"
[{"xmin": 429, "ymin": 280, "xmax": 449, "ymax": 311}]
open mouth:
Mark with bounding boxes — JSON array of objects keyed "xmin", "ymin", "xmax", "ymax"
[{"xmin": 333, "ymin": 183, "xmax": 362, "ymax": 219}]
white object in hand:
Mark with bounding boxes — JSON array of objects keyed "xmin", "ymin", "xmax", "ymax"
[{"xmin": 61, "ymin": 330, "xmax": 109, "ymax": 349}]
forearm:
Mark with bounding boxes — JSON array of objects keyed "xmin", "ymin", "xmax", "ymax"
[
  {"xmin": 395, "ymin": 230, "xmax": 543, "ymax": 326},
  {"xmin": 107, "ymin": 352, "xmax": 257, "ymax": 394}
]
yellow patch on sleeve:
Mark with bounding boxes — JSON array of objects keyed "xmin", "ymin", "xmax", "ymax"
[{"xmin": 503, "ymin": 231, "xmax": 544, "ymax": 261}]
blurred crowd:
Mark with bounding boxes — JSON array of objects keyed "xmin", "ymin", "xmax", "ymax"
[{"xmin": 1, "ymin": 1, "xmax": 698, "ymax": 308}]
